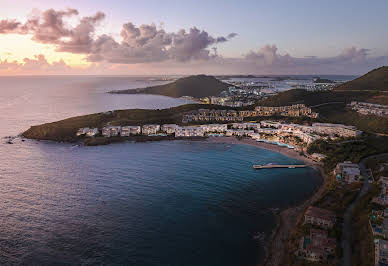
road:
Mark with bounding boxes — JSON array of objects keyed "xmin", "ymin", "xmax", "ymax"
[
  {"xmin": 309, "ymin": 102, "xmax": 344, "ymax": 108},
  {"xmin": 342, "ymin": 153, "xmax": 388, "ymax": 266}
]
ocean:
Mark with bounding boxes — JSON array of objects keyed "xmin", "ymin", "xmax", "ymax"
[{"xmin": 0, "ymin": 76, "xmax": 321, "ymax": 265}]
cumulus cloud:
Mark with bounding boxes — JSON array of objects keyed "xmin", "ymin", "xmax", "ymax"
[
  {"xmin": 87, "ymin": 24, "xmax": 235, "ymax": 63},
  {"xmin": 0, "ymin": 8, "xmax": 386, "ymax": 75},
  {"xmin": 0, "ymin": 8, "xmax": 234, "ymax": 64}
]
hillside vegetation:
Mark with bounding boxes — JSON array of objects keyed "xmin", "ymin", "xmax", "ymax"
[
  {"xmin": 110, "ymin": 75, "xmax": 230, "ymax": 98},
  {"xmin": 22, "ymin": 104, "xmax": 231, "ymax": 141},
  {"xmin": 335, "ymin": 66, "xmax": 388, "ymax": 91}
]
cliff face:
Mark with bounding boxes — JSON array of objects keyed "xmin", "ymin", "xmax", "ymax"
[{"xmin": 110, "ymin": 75, "xmax": 230, "ymax": 98}]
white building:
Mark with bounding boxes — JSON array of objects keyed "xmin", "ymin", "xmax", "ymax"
[
  {"xmin": 76, "ymin": 127, "xmax": 90, "ymax": 136},
  {"xmin": 311, "ymin": 123, "xmax": 362, "ymax": 138},
  {"xmin": 260, "ymin": 121, "xmax": 283, "ymax": 128},
  {"xmin": 334, "ymin": 161, "xmax": 361, "ymax": 183},
  {"xmin": 256, "ymin": 128, "xmax": 280, "ymax": 135},
  {"xmin": 161, "ymin": 124, "xmax": 179, "ymax": 134},
  {"xmin": 175, "ymin": 126, "xmax": 204, "ymax": 137},
  {"xmin": 102, "ymin": 126, "xmax": 121, "ymax": 137},
  {"xmin": 225, "ymin": 129, "xmax": 254, "ymax": 137},
  {"xmin": 142, "ymin": 124, "xmax": 160, "ymax": 135},
  {"xmin": 201, "ymin": 124, "xmax": 228, "ymax": 133},
  {"xmin": 293, "ymin": 131, "xmax": 320, "ymax": 145},
  {"xmin": 86, "ymin": 128, "xmax": 99, "ymax": 137},
  {"xmin": 121, "ymin": 126, "xmax": 141, "ymax": 136}
]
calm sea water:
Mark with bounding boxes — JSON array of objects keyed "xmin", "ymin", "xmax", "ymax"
[{"xmin": 0, "ymin": 76, "xmax": 321, "ymax": 265}]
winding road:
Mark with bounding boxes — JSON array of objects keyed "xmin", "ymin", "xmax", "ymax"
[{"xmin": 342, "ymin": 153, "xmax": 388, "ymax": 266}]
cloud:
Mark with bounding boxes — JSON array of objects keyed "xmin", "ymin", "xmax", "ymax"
[
  {"xmin": 0, "ymin": 8, "xmax": 387, "ymax": 75},
  {"xmin": 0, "ymin": 8, "xmax": 233, "ymax": 64},
  {"xmin": 0, "ymin": 54, "xmax": 72, "ymax": 74},
  {"xmin": 0, "ymin": 19, "xmax": 21, "ymax": 33},
  {"xmin": 225, "ymin": 45, "xmax": 388, "ymax": 74},
  {"xmin": 87, "ymin": 24, "xmax": 234, "ymax": 63}
]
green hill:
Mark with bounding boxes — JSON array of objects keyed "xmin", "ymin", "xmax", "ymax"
[
  {"xmin": 335, "ymin": 66, "xmax": 388, "ymax": 91},
  {"xmin": 21, "ymin": 104, "xmax": 233, "ymax": 141},
  {"xmin": 110, "ymin": 75, "xmax": 230, "ymax": 98}
]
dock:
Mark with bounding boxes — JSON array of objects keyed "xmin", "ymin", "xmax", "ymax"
[{"xmin": 253, "ymin": 164, "xmax": 307, "ymax": 169}]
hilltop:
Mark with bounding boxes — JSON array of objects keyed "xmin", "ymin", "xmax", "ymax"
[
  {"xmin": 335, "ymin": 66, "xmax": 388, "ymax": 91},
  {"xmin": 109, "ymin": 75, "xmax": 230, "ymax": 98}
]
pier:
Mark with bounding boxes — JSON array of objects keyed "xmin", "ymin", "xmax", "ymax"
[{"xmin": 253, "ymin": 164, "xmax": 307, "ymax": 169}]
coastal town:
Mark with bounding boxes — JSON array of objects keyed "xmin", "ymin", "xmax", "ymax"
[
  {"xmin": 19, "ymin": 66, "xmax": 388, "ymax": 266},
  {"xmin": 73, "ymin": 100, "xmax": 388, "ymax": 265},
  {"xmin": 76, "ymin": 105, "xmax": 359, "ymax": 157},
  {"xmin": 349, "ymin": 101, "xmax": 388, "ymax": 117}
]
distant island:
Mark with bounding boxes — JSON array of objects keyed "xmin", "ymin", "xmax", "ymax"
[
  {"xmin": 313, "ymin": 77, "xmax": 335, "ymax": 83},
  {"xmin": 109, "ymin": 75, "xmax": 230, "ymax": 98}
]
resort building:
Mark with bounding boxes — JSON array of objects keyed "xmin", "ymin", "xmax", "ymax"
[
  {"xmin": 175, "ymin": 126, "xmax": 204, "ymax": 137},
  {"xmin": 297, "ymin": 228, "xmax": 336, "ymax": 262},
  {"xmin": 375, "ymin": 239, "xmax": 388, "ymax": 266},
  {"xmin": 231, "ymin": 122, "xmax": 260, "ymax": 130},
  {"xmin": 182, "ymin": 109, "xmax": 243, "ymax": 123},
  {"xmin": 238, "ymin": 110, "xmax": 257, "ymax": 117},
  {"xmin": 86, "ymin": 128, "xmax": 99, "ymax": 137},
  {"xmin": 255, "ymin": 104, "xmax": 319, "ymax": 118},
  {"xmin": 350, "ymin": 101, "xmax": 388, "ymax": 117},
  {"xmin": 200, "ymin": 124, "xmax": 228, "ymax": 133},
  {"xmin": 334, "ymin": 161, "xmax": 361, "ymax": 183},
  {"xmin": 304, "ymin": 206, "xmax": 336, "ymax": 229},
  {"xmin": 310, "ymin": 123, "xmax": 362, "ymax": 138},
  {"xmin": 102, "ymin": 126, "xmax": 121, "ymax": 137},
  {"xmin": 372, "ymin": 177, "xmax": 388, "ymax": 206},
  {"xmin": 225, "ymin": 129, "xmax": 254, "ymax": 137},
  {"xmin": 293, "ymin": 131, "xmax": 320, "ymax": 145},
  {"xmin": 142, "ymin": 124, "xmax": 161, "ymax": 135},
  {"xmin": 121, "ymin": 126, "xmax": 141, "ymax": 136},
  {"xmin": 161, "ymin": 124, "xmax": 179, "ymax": 135},
  {"xmin": 260, "ymin": 120, "xmax": 283, "ymax": 128},
  {"xmin": 76, "ymin": 127, "xmax": 90, "ymax": 136}
]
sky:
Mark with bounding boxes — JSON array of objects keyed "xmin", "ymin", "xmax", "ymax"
[{"xmin": 0, "ymin": 0, "xmax": 387, "ymax": 75}]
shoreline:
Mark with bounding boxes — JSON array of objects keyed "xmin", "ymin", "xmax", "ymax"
[{"xmin": 206, "ymin": 136, "xmax": 328, "ymax": 266}]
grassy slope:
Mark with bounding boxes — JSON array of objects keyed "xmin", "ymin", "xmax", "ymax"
[
  {"xmin": 22, "ymin": 104, "xmax": 230, "ymax": 141},
  {"xmin": 335, "ymin": 66, "xmax": 388, "ymax": 91},
  {"xmin": 111, "ymin": 75, "xmax": 230, "ymax": 98}
]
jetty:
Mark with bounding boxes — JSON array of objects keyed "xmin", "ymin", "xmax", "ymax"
[{"xmin": 253, "ymin": 164, "xmax": 307, "ymax": 169}]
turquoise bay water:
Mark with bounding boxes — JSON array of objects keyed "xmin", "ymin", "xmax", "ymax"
[{"xmin": 0, "ymin": 76, "xmax": 321, "ymax": 265}]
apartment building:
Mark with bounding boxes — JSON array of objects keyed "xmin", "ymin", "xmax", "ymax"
[
  {"xmin": 304, "ymin": 206, "xmax": 336, "ymax": 229},
  {"xmin": 121, "ymin": 126, "xmax": 141, "ymax": 136}
]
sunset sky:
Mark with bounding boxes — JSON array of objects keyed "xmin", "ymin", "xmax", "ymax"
[{"xmin": 1, "ymin": 0, "xmax": 387, "ymax": 75}]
